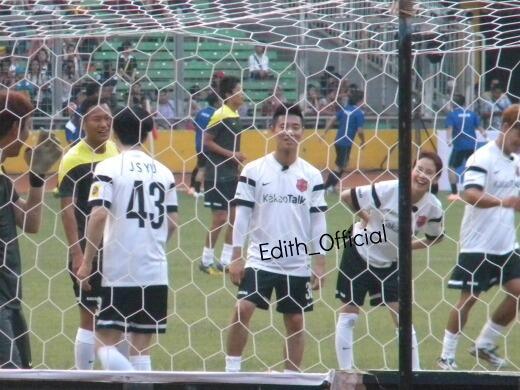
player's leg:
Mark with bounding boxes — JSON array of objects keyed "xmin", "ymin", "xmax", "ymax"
[
  {"xmin": 96, "ymin": 328, "xmax": 132, "ymax": 370},
  {"xmin": 126, "ymin": 285, "xmax": 168, "ymax": 371},
  {"xmin": 447, "ymin": 151, "xmax": 461, "ymax": 201},
  {"xmin": 276, "ymin": 274, "xmax": 313, "ymax": 372},
  {"xmin": 386, "ymin": 302, "xmax": 420, "ymax": 370},
  {"xmin": 201, "ymin": 181, "xmax": 228, "ymax": 274},
  {"xmin": 0, "ymin": 308, "xmax": 22, "ymax": 368},
  {"xmin": 324, "ymin": 145, "xmax": 349, "ymax": 191},
  {"xmin": 283, "ymin": 313, "xmax": 305, "ymax": 372},
  {"xmin": 335, "ymin": 245, "xmax": 369, "ymax": 369},
  {"xmin": 12, "ymin": 309, "xmax": 32, "ymax": 368},
  {"xmin": 472, "ymin": 253, "xmax": 520, "ymax": 368},
  {"xmin": 218, "ymin": 179, "xmax": 239, "ymax": 270},
  {"xmin": 226, "ymin": 268, "xmax": 273, "ymax": 372}
]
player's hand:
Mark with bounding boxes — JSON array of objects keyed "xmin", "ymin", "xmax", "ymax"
[
  {"xmin": 233, "ymin": 152, "xmax": 246, "ymax": 164},
  {"xmin": 229, "ymin": 257, "xmax": 246, "ymax": 286},
  {"xmin": 25, "ymin": 131, "xmax": 63, "ymax": 176},
  {"xmin": 311, "ymin": 260, "xmax": 326, "ymax": 290},
  {"xmin": 502, "ymin": 196, "xmax": 520, "ymax": 212},
  {"xmin": 70, "ymin": 250, "xmax": 83, "ymax": 275},
  {"xmin": 76, "ymin": 262, "xmax": 92, "ymax": 292}
]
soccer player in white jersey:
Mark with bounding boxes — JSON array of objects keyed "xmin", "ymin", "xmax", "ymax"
[
  {"xmin": 335, "ymin": 151, "xmax": 445, "ymax": 370},
  {"xmin": 438, "ymin": 104, "xmax": 520, "ymax": 370},
  {"xmin": 76, "ymin": 107, "xmax": 178, "ymax": 371},
  {"xmin": 225, "ymin": 105, "xmax": 327, "ymax": 373}
]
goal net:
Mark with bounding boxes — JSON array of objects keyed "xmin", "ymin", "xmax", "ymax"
[{"xmin": 0, "ymin": 0, "xmax": 519, "ymax": 385}]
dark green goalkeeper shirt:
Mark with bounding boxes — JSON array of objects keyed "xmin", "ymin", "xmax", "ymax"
[{"xmin": 0, "ymin": 173, "xmax": 22, "ymax": 310}]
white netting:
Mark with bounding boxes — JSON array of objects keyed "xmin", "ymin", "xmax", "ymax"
[{"xmin": 0, "ymin": 0, "xmax": 519, "ymax": 378}]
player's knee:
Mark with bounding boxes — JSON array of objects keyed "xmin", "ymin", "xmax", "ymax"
[
  {"xmin": 235, "ymin": 301, "xmax": 255, "ymax": 325},
  {"xmin": 457, "ymin": 293, "xmax": 478, "ymax": 311},
  {"xmin": 212, "ymin": 211, "xmax": 228, "ymax": 227},
  {"xmin": 285, "ymin": 314, "xmax": 304, "ymax": 334}
]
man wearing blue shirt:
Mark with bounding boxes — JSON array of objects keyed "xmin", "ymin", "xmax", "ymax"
[
  {"xmin": 323, "ymin": 89, "xmax": 365, "ymax": 191},
  {"xmin": 189, "ymin": 93, "xmax": 220, "ymax": 197},
  {"xmin": 445, "ymin": 94, "xmax": 485, "ymax": 201}
]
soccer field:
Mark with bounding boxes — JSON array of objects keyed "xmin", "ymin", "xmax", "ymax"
[{"xmin": 20, "ymin": 192, "xmax": 520, "ymax": 372}]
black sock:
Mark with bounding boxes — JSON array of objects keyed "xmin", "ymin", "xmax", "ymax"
[
  {"xmin": 194, "ymin": 181, "xmax": 201, "ymax": 193},
  {"xmin": 450, "ymin": 183, "xmax": 458, "ymax": 195}
]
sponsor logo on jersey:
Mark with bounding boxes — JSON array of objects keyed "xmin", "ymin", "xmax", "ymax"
[
  {"xmin": 296, "ymin": 178, "xmax": 308, "ymax": 192},
  {"xmin": 89, "ymin": 183, "xmax": 101, "ymax": 199},
  {"xmin": 416, "ymin": 216, "xmax": 427, "ymax": 228},
  {"xmin": 262, "ymin": 193, "xmax": 306, "ymax": 204}
]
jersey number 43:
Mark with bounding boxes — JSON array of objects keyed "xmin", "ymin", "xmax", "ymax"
[{"xmin": 126, "ymin": 180, "xmax": 165, "ymax": 229}]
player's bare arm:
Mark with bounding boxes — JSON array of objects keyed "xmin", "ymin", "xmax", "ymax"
[
  {"xmin": 340, "ymin": 187, "xmax": 369, "ymax": 224},
  {"xmin": 229, "ymin": 247, "xmax": 245, "ymax": 286},
  {"xmin": 358, "ymin": 128, "xmax": 366, "ymax": 147},
  {"xmin": 203, "ymin": 132, "xmax": 246, "ymax": 163},
  {"xmin": 311, "ymin": 254, "xmax": 326, "ymax": 290},
  {"xmin": 323, "ymin": 116, "xmax": 336, "ymax": 135},
  {"xmin": 411, "ymin": 235, "xmax": 444, "ymax": 250},
  {"xmin": 76, "ymin": 205, "xmax": 108, "ymax": 291},
  {"xmin": 60, "ymin": 197, "xmax": 84, "ymax": 274},
  {"xmin": 167, "ymin": 212, "xmax": 178, "ymax": 241},
  {"xmin": 463, "ymin": 187, "xmax": 520, "ymax": 210}
]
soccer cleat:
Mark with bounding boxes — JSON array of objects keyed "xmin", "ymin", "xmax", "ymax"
[
  {"xmin": 447, "ymin": 193, "xmax": 461, "ymax": 202},
  {"xmin": 437, "ymin": 357, "xmax": 458, "ymax": 370},
  {"xmin": 215, "ymin": 262, "xmax": 229, "ymax": 273},
  {"xmin": 469, "ymin": 345, "xmax": 507, "ymax": 368},
  {"xmin": 199, "ymin": 262, "xmax": 223, "ymax": 275}
]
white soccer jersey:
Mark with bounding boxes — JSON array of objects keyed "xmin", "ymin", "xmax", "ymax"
[
  {"xmin": 460, "ymin": 141, "xmax": 520, "ymax": 254},
  {"xmin": 234, "ymin": 153, "xmax": 327, "ymax": 277},
  {"xmin": 88, "ymin": 150, "xmax": 178, "ymax": 287},
  {"xmin": 352, "ymin": 180, "xmax": 443, "ymax": 268}
]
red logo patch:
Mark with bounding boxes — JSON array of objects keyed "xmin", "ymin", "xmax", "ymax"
[
  {"xmin": 416, "ymin": 216, "xmax": 427, "ymax": 228},
  {"xmin": 296, "ymin": 178, "xmax": 308, "ymax": 192}
]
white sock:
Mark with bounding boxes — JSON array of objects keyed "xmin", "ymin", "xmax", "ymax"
[
  {"xmin": 335, "ymin": 313, "xmax": 357, "ymax": 369},
  {"xmin": 97, "ymin": 346, "xmax": 134, "ymax": 371},
  {"xmin": 475, "ymin": 320, "xmax": 507, "ymax": 349},
  {"xmin": 202, "ymin": 247, "xmax": 215, "ymax": 267},
  {"xmin": 225, "ymin": 355, "xmax": 242, "ymax": 372},
  {"xmin": 75, "ymin": 328, "xmax": 95, "ymax": 370},
  {"xmin": 220, "ymin": 243, "xmax": 234, "ymax": 267},
  {"xmin": 115, "ymin": 332, "xmax": 130, "ymax": 358},
  {"xmin": 283, "ymin": 369, "xmax": 299, "ymax": 373},
  {"xmin": 395, "ymin": 327, "xmax": 421, "ymax": 370},
  {"xmin": 411, "ymin": 327, "xmax": 420, "ymax": 370},
  {"xmin": 129, "ymin": 355, "xmax": 152, "ymax": 371},
  {"xmin": 441, "ymin": 330, "xmax": 459, "ymax": 360}
]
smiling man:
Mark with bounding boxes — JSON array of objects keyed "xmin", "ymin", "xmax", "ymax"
[
  {"xmin": 225, "ymin": 105, "xmax": 327, "ymax": 373},
  {"xmin": 58, "ymin": 97, "xmax": 118, "ymax": 370}
]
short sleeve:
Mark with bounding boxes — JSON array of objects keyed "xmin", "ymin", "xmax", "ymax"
[
  {"xmin": 58, "ymin": 163, "xmax": 76, "ymax": 198},
  {"xmin": 310, "ymin": 172, "xmax": 327, "ymax": 213},
  {"xmin": 88, "ymin": 162, "xmax": 113, "ymax": 208},
  {"xmin": 233, "ymin": 164, "xmax": 256, "ymax": 208},
  {"xmin": 423, "ymin": 203, "xmax": 444, "ymax": 240},
  {"xmin": 463, "ymin": 154, "xmax": 488, "ymax": 191},
  {"xmin": 351, "ymin": 180, "xmax": 393, "ymax": 212},
  {"xmin": 166, "ymin": 175, "xmax": 178, "ymax": 213}
]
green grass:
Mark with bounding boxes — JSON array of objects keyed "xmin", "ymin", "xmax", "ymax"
[{"xmin": 20, "ymin": 193, "xmax": 520, "ymax": 371}]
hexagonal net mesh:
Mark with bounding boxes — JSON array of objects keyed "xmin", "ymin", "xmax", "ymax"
[{"xmin": 0, "ymin": 0, "xmax": 519, "ymax": 384}]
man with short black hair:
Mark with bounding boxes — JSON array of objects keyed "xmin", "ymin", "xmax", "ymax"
[
  {"xmin": 200, "ymin": 76, "xmax": 246, "ymax": 274},
  {"xmin": 225, "ymin": 105, "xmax": 327, "ymax": 373}
]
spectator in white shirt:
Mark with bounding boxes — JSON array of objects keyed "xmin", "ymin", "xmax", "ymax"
[
  {"xmin": 249, "ymin": 46, "xmax": 270, "ymax": 80},
  {"xmin": 156, "ymin": 88, "xmax": 177, "ymax": 129}
]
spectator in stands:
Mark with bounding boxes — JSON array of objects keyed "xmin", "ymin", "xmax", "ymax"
[
  {"xmin": 118, "ymin": 41, "xmax": 137, "ymax": 82},
  {"xmin": 302, "ymin": 84, "xmax": 323, "ymax": 116},
  {"xmin": 320, "ymin": 65, "xmax": 341, "ymax": 96},
  {"xmin": 126, "ymin": 81, "xmax": 152, "ymax": 112},
  {"xmin": 320, "ymin": 89, "xmax": 340, "ymax": 116},
  {"xmin": 100, "ymin": 78, "xmax": 119, "ymax": 113},
  {"xmin": 86, "ymin": 62, "xmax": 102, "ymax": 83},
  {"xmin": 249, "ymin": 45, "xmax": 270, "ymax": 80},
  {"xmin": 62, "ymin": 43, "xmax": 80, "ymax": 82},
  {"xmin": 481, "ymin": 78, "xmax": 501, "ymax": 102},
  {"xmin": 156, "ymin": 88, "xmax": 177, "ymax": 130},
  {"xmin": 36, "ymin": 48, "xmax": 51, "ymax": 77},
  {"xmin": 261, "ymin": 86, "xmax": 285, "ymax": 117},
  {"xmin": 481, "ymin": 84, "xmax": 512, "ymax": 132}
]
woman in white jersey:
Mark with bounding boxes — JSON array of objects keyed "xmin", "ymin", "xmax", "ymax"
[{"xmin": 335, "ymin": 151, "xmax": 445, "ymax": 370}]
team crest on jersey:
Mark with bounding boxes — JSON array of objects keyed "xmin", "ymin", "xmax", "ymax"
[
  {"xmin": 416, "ymin": 216, "xmax": 427, "ymax": 228},
  {"xmin": 296, "ymin": 178, "xmax": 308, "ymax": 192},
  {"xmin": 89, "ymin": 183, "xmax": 102, "ymax": 200}
]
